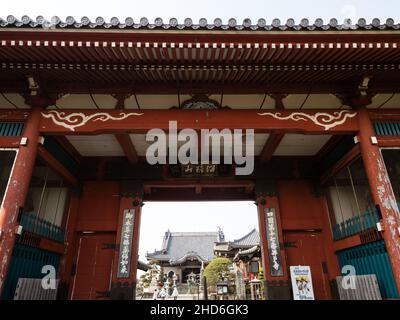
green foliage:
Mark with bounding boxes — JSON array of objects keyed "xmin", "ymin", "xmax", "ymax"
[
  {"xmin": 139, "ymin": 260, "xmax": 162, "ymax": 288},
  {"xmin": 258, "ymin": 267, "xmax": 266, "ymax": 300},
  {"xmin": 158, "ymin": 266, "xmax": 165, "ymax": 287},
  {"xmin": 140, "ymin": 274, "xmax": 151, "ymax": 288},
  {"xmin": 203, "ymin": 257, "xmax": 235, "ymax": 287},
  {"xmin": 258, "ymin": 267, "xmax": 264, "ymax": 281}
]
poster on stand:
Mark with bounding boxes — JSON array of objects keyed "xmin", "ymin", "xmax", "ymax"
[{"xmin": 290, "ymin": 266, "xmax": 315, "ymax": 300}]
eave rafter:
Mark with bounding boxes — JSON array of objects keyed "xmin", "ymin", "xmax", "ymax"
[{"xmin": 0, "ymin": 31, "xmax": 399, "ymax": 95}]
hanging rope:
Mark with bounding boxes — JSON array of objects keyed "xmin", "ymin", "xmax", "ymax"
[
  {"xmin": 258, "ymin": 93, "xmax": 268, "ymax": 110},
  {"xmin": 134, "ymin": 93, "xmax": 141, "ymax": 110},
  {"xmin": 1, "ymin": 92, "xmax": 20, "ymax": 109},
  {"xmin": 89, "ymin": 91, "xmax": 100, "ymax": 109},
  {"xmin": 53, "ymin": 179, "xmax": 64, "ymax": 226},
  {"xmin": 377, "ymin": 93, "xmax": 395, "ymax": 109}
]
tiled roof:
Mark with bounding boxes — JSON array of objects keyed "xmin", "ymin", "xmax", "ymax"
[
  {"xmin": 231, "ymin": 228, "xmax": 260, "ymax": 248},
  {"xmin": 233, "ymin": 245, "xmax": 261, "ymax": 261},
  {"xmin": 239, "ymin": 245, "xmax": 260, "ymax": 256},
  {"xmin": 138, "ymin": 260, "xmax": 150, "ymax": 271},
  {"xmin": 146, "ymin": 230, "xmax": 222, "ymax": 264},
  {"xmin": 1, "ymin": 16, "xmax": 399, "ymax": 31}
]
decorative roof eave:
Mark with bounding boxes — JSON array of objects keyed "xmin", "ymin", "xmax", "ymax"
[
  {"xmin": 169, "ymin": 251, "xmax": 208, "ymax": 266},
  {"xmin": 233, "ymin": 245, "xmax": 260, "ymax": 261},
  {"xmin": 230, "ymin": 243, "xmax": 256, "ymax": 249},
  {"xmin": 1, "ymin": 16, "xmax": 399, "ymax": 32},
  {"xmin": 138, "ymin": 260, "xmax": 151, "ymax": 271},
  {"xmin": 145, "ymin": 250, "xmax": 169, "ymax": 260}
]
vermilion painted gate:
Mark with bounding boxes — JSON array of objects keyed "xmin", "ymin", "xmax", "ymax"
[{"xmin": 284, "ymin": 231, "xmax": 331, "ymax": 300}]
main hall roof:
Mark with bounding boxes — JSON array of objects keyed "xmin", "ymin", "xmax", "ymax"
[
  {"xmin": 146, "ymin": 230, "xmax": 223, "ymax": 264},
  {"xmin": 1, "ymin": 16, "xmax": 399, "ymax": 32}
]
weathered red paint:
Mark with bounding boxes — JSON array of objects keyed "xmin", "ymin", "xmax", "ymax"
[
  {"xmin": 256, "ymin": 196, "xmax": 288, "ymax": 282},
  {"xmin": 378, "ymin": 137, "xmax": 400, "ymax": 148},
  {"xmin": 111, "ymin": 196, "xmax": 142, "ymax": 299},
  {"xmin": 256, "ymin": 199, "xmax": 269, "ymax": 283},
  {"xmin": 278, "ymin": 180, "xmax": 340, "ymax": 298},
  {"xmin": 0, "ymin": 107, "xmax": 42, "ymax": 295},
  {"xmin": 332, "ymin": 234, "xmax": 362, "ymax": 252},
  {"xmin": 369, "ymin": 109, "xmax": 400, "ymax": 121},
  {"xmin": 318, "ymin": 196, "xmax": 341, "ymax": 280},
  {"xmin": 37, "ymin": 146, "xmax": 79, "ymax": 187},
  {"xmin": 320, "ymin": 144, "xmax": 361, "ymax": 185},
  {"xmin": 75, "ymin": 181, "xmax": 120, "ymax": 232},
  {"xmin": 70, "ymin": 233, "xmax": 116, "ymax": 300},
  {"xmin": 115, "ymin": 134, "xmax": 138, "ymax": 165},
  {"xmin": 284, "ymin": 231, "xmax": 331, "ymax": 300},
  {"xmin": 259, "ymin": 134, "xmax": 285, "ymax": 163},
  {"xmin": 0, "ymin": 137, "xmax": 20, "ymax": 148},
  {"xmin": 58, "ymin": 195, "xmax": 80, "ymax": 298},
  {"xmin": 358, "ymin": 106, "xmax": 400, "ymax": 294}
]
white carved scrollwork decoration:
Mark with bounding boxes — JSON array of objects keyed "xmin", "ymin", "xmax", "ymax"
[
  {"xmin": 42, "ymin": 110, "xmax": 144, "ymax": 131},
  {"xmin": 257, "ymin": 110, "xmax": 357, "ymax": 131}
]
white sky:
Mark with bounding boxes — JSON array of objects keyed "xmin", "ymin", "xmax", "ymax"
[
  {"xmin": 139, "ymin": 201, "xmax": 258, "ymax": 263},
  {"xmin": 2, "ymin": 0, "xmax": 399, "ymax": 22}
]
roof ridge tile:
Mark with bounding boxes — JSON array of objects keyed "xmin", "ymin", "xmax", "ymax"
[{"xmin": 1, "ymin": 16, "xmax": 399, "ymax": 31}]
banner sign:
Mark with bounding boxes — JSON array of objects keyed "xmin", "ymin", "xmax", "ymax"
[
  {"xmin": 168, "ymin": 164, "xmax": 233, "ymax": 178},
  {"xmin": 182, "ymin": 163, "xmax": 218, "ymax": 177},
  {"xmin": 265, "ymin": 208, "xmax": 283, "ymax": 276},
  {"xmin": 290, "ymin": 266, "xmax": 315, "ymax": 300},
  {"xmin": 117, "ymin": 209, "xmax": 135, "ymax": 278}
]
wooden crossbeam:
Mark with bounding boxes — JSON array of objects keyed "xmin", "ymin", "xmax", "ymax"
[
  {"xmin": 115, "ymin": 134, "xmax": 138, "ymax": 165},
  {"xmin": 259, "ymin": 134, "xmax": 285, "ymax": 163},
  {"xmin": 32, "ymin": 109, "xmax": 359, "ymax": 134},
  {"xmin": 37, "ymin": 146, "xmax": 79, "ymax": 187},
  {"xmin": 53, "ymin": 136, "xmax": 82, "ymax": 164}
]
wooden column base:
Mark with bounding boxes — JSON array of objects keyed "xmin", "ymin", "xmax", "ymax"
[{"xmin": 110, "ymin": 281, "xmax": 136, "ymax": 300}]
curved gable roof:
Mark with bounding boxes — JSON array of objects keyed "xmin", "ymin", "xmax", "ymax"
[
  {"xmin": 231, "ymin": 228, "xmax": 260, "ymax": 248},
  {"xmin": 147, "ymin": 231, "xmax": 220, "ymax": 263}
]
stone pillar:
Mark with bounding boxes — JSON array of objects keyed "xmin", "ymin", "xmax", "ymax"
[
  {"xmin": 110, "ymin": 180, "xmax": 143, "ymax": 300},
  {"xmin": 357, "ymin": 106, "xmax": 400, "ymax": 294},
  {"xmin": 0, "ymin": 106, "xmax": 42, "ymax": 295}
]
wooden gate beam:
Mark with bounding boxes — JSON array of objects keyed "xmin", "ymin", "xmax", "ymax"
[
  {"xmin": 33, "ymin": 109, "xmax": 359, "ymax": 134},
  {"xmin": 115, "ymin": 134, "xmax": 138, "ymax": 165}
]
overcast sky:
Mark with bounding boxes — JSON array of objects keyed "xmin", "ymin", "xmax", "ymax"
[
  {"xmin": 2, "ymin": 0, "xmax": 399, "ymax": 22},
  {"xmin": 139, "ymin": 201, "xmax": 258, "ymax": 263}
]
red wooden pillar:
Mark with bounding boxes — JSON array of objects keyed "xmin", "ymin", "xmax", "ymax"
[
  {"xmin": 110, "ymin": 193, "xmax": 143, "ymax": 300},
  {"xmin": 0, "ymin": 106, "xmax": 42, "ymax": 295},
  {"xmin": 256, "ymin": 189, "xmax": 290, "ymax": 299},
  {"xmin": 318, "ymin": 196, "xmax": 341, "ymax": 280},
  {"xmin": 358, "ymin": 107, "xmax": 400, "ymax": 294},
  {"xmin": 57, "ymin": 194, "xmax": 80, "ymax": 299}
]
